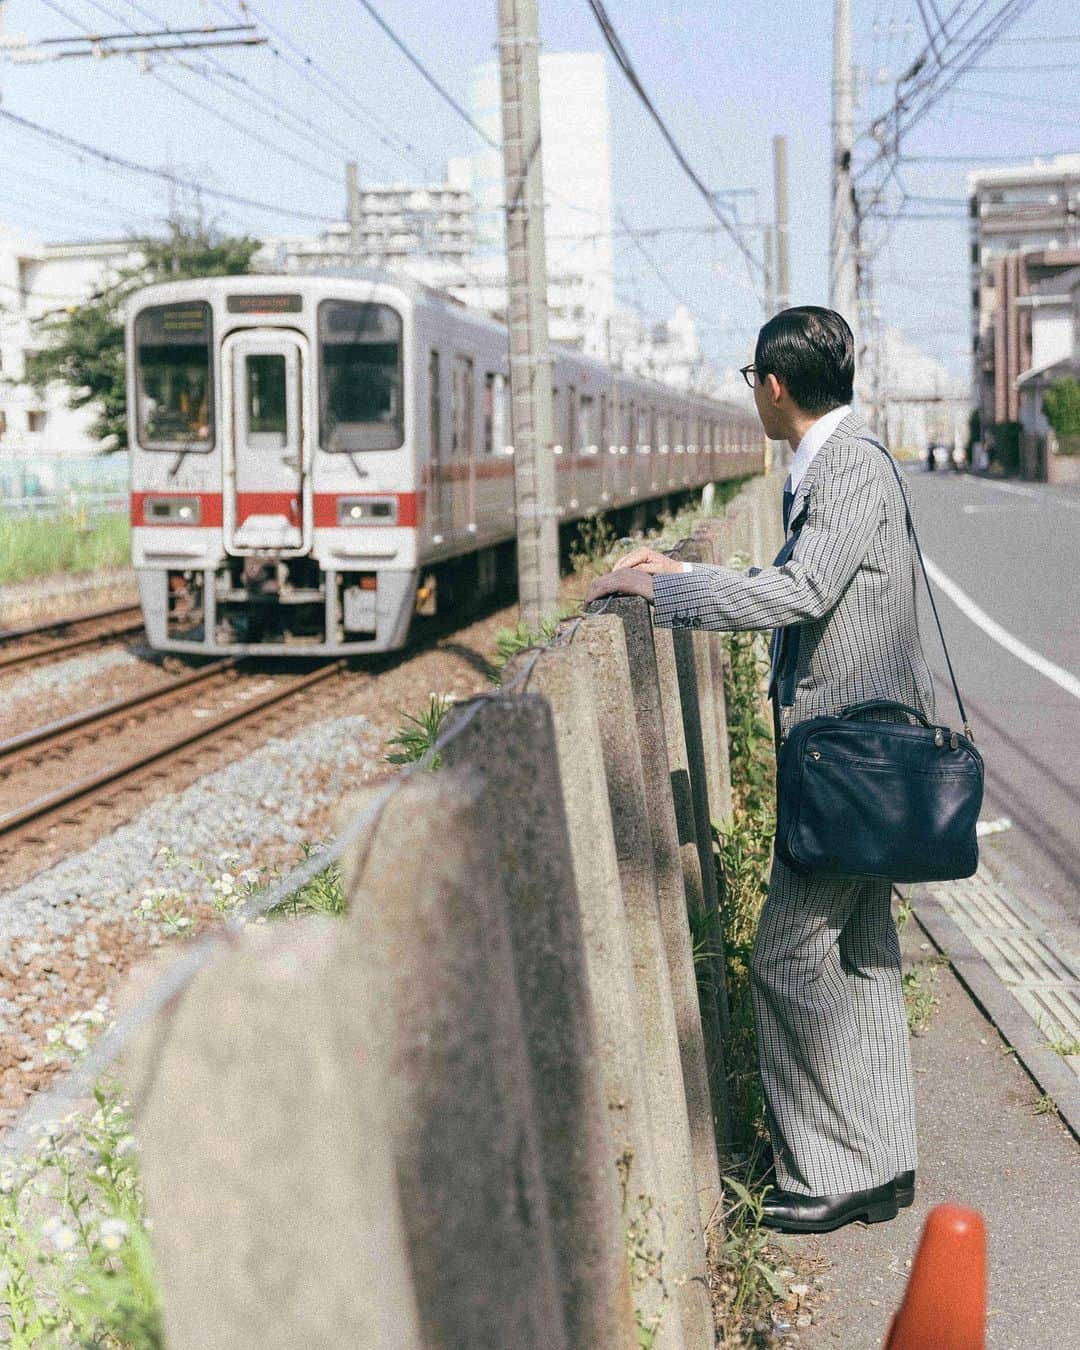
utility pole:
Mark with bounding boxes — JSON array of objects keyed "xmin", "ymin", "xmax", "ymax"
[
  {"xmin": 772, "ymin": 133, "xmax": 791, "ymax": 313},
  {"xmin": 830, "ymin": 0, "xmax": 859, "ymax": 357},
  {"xmin": 345, "ymin": 162, "xmax": 362, "ymax": 264},
  {"xmin": 497, "ymin": 0, "xmax": 559, "ymax": 628}
]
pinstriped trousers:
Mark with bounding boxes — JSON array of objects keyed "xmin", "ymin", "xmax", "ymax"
[{"xmin": 750, "ymin": 854, "xmax": 917, "ymax": 1196}]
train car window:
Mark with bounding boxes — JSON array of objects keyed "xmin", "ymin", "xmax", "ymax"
[
  {"xmin": 244, "ymin": 354, "xmax": 288, "ymax": 448},
  {"xmin": 451, "ymin": 355, "xmax": 474, "ymax": 456},
  {"xmin": 134, "ymin": 302, "xmax": 213, "ymax": 451},
  {"xmin": 428, "ymin": 350, "xmax": 441, "ymax": 457},
  {"xmin": 318, "ymin": 300, "xmax": 403, "ymax": 451},
  {"xmin": 580, "ymin": 394, "xmax": 594, "ymax": 452},
  {"xmin": 483, "ymin": 372, "xmax": 507, "ymax": 454}
]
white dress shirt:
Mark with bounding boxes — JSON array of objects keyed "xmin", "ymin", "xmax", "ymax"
[
  {"xmin": 787, "ymin": 403, "xmax": 851, "ymax": 495},
  {"xmin": 678, "ymin": 403, "xmax": 852, "ymax": 571}
]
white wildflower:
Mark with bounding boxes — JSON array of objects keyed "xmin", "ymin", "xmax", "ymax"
[
  {"xmin": 0, "ymin": 1170, "xmax": 16, "ymax": 1194},
  {"xmin": 211, "ymin": 874, "xmax": 235, "ymax": 897},
  {"xmin": 42, "ymin": 1217, "xmax": 77, "ymax": 1253},
  {"xmin": 98, "ymin": 1218, "xmax": 129, "ymax": 1252},
  {"xmin": 63, "ymin": 1027, "xmax": 89, "ymax": 1054},
  {"xmin": 238, "ymin": 868, "xmax": 259, "ymax": 887},
  {"xmin": 46, "ymin": 1027, "xmax": 63, "ymax": 1045},
  {"xmin": 174, "ymin": 916, "xmax": 191, "ymax": 930},
  {"xmin": 115, "ymin": 1134, "xmax": 136, "ymax": 1158}
]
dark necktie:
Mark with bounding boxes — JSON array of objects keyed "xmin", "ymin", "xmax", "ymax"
[
  {"xmin": 783, "ymin": 476, "xmax": 795, "ymax": 533},
  {"xmin": 772, "ymin": 476, "xmax": 796, "ymax": 694}
]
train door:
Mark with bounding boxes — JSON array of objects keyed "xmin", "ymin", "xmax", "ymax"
[
  {"xmin": 428, "ymin": 348, "xmax": 449, "ymax": 542},
  {"xmin": 222, "ymin": 330, "xmax": 309, "ymax": 554}
]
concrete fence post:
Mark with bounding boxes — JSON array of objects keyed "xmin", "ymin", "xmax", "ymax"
[
  {"xmin": 652, "ymin": 623, "xmax": 731, "ymax": 1149},
  {"xmin": 577, "ymin": 613, "xmax": 718, "ymax": 1347},
  {"xmin": 687, "ymin": 528, "xmax": 734, "ymax": 824},
  {"xmin": 338, "ymin": 770, "xmax": 571, "ymax": 1348},
  {"xmin": 503, "ymin": 638, "xmax": 689, "ymax": 1350},
  {"xmin": 439, "ymin": 696, "xmax": 638, "ymax": 1349},
  {"xmin": 597, "ymin": 597, "xmax": 723, "ymax": 1236},
  {"xmin": 127, "ymin": 920, "xmax": 426, "ymax": 1350}
]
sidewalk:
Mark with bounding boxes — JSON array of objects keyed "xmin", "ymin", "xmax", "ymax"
[{"xmin": 796, "ymin": 912, "xmax": 1080, "ymax": 1348}]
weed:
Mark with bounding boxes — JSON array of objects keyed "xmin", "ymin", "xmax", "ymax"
[
  {"xmin": 0, "ymin": 510, "xmax": 129, "ymax": 585},
  {"xmin": 0, "ymin": 1081, "xmax": 163, "ymax": 1348},
  {"xmin": 569, "ymin": 513, "xmax": 618, "ymax": 578},
  {"xmin": 1035, "ymin": 1019, "xmax": 1080, "ymax": 1058},
  {"xmin": 714, "ymin": 629, "xmax": 775, "ymax": 1147},
  {"xmin": 903, "ymin": 960, "xmax": 941, "ymax": 1035},
  {"xmin": 1031, "ymin": 1093, "xmax": 1059, "ymax": 1117},
  {"xmin": 895, "ymin": 891, "xmax": 914, "ymax": 933},
  {"xmin": 708, "ymin": 1171, "xmax": 800, "ymax": 1346},
  {"xmin": 385, "ymin": 694, "xmax": 451, "ymax": 769}
]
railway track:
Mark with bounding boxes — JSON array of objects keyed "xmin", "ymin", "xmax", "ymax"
[
  {"xmin": 0, "ymin": 603, "xmax": 145, "ymax": 674},
  {"xmin": 0, "ymin": 659, "xmax": 346, "ymax": 849}
]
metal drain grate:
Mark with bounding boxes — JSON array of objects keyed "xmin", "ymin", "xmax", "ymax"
[{"xmin": 929, "ymin": 868, "xmax": 1080, "ymax": 1075}]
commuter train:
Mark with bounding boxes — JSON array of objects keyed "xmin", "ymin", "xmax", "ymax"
[{"xmin": 126, "ymin": 272, "xmax": 763, "ymax": 656}]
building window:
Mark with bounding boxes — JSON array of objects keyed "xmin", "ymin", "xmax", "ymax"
[{"xmin": 27, "ymin": 410, "xmax": 47, "ymax": 433}]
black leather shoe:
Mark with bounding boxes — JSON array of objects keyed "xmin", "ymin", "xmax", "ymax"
[
  {"xmin": 895, "ymin": 1169, "xmax": 915, "ymax": 1209},
  {"xmin": 761, "ymin": 1180, "xmax": 898, "ymax": 1233}
]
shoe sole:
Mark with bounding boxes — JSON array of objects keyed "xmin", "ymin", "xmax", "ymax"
[
  {"xmin": 762, "ymin": 1198, "xmax": 899, "ymax": 1233},
  {"xmin": 897, "ymin": 1189, "xmax": 914, "ymax": 1209}
]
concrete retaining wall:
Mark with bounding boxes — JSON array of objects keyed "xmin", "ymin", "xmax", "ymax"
[{"xmin": 127, "ymin": 472, "xmax": 782, "ymax": 1350}]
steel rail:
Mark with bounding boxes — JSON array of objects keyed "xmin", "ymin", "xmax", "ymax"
[
  {"xmin": 0, "ymin": 660, "xmax": 346, "ymax": 841},
  {"xmin": 0, "ymin": 657, "xmax": 237, "ymax": 763},
  {"xmin": 0, "ymin": 619, "xmax": 146, "ymax": 673},
  {"xmin": 0, "ymin": 602, "xmax": 141, "ymax": 644}
]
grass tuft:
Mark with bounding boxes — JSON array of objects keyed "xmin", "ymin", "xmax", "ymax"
[{"xmin": 0, "ymin": 510, "xmax": 129, "ymax": 585}]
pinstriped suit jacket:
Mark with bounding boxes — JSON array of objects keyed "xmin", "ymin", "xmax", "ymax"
[{"xmin": 652, "ymin": 412, "xmax": 936, "ymax": 732}]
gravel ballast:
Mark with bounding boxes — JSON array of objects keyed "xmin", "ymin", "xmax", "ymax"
[{"xmin": 0, "ymin": 712, "xmax": 386, "ymax": 1128}]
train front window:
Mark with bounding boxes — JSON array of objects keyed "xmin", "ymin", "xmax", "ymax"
[
  {"xmin": 134, "ymin": 303, "xmax": 213, "ymax": 450},
  {"xmin": 318, "ymin": 300, "xmax": 403, "ymax": 451},
  {"xmin": 244, "ymin": 353, "xmax": 288, "ymax": 447}
]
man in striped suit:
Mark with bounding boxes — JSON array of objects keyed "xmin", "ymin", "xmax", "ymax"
[{"xmin": 586, "ymin": 307, "xmax": 931, "ymax": 1232}]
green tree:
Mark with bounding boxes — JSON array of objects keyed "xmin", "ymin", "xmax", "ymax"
[
  {"xmin": 25, "ymin": 221, "xmax": 260, "ymax": 451},
  {"xmin": 1042, "ymin": 376, "xmax": 1080, "ymax": 441}
]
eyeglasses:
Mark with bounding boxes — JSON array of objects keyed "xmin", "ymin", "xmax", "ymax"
[{"xmin": 739, "ymin": 364, "xmax": 757, "ymax": 389}]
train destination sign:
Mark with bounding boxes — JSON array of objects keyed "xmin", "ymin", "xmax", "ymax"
[{"xmin": 226, "ymin": 293, "xmax": 304, "ymax": 314}]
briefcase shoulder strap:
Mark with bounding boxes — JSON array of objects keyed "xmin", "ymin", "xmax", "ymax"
[{"xmin": 858, "ymin": 436, "xmax": 973, "ymax": 740}]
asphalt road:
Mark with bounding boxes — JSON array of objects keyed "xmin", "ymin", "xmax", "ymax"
[{"xmin": 901, "ymin": 468, "xmax": 1080, "ymax": 940}]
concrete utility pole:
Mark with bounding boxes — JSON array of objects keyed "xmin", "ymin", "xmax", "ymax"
[
  {"xmin": 346, "ymin": 162, "xmax": 362, "ymax": 263},
  {"xmin": 830, "ymin": 0, "xmax": 859, "ymax": 355},
  {"xmin": 497, "ymin": 0, "xmax": 559, "ymax": 628},
  {"xmin": 763, "ymin": 223, "xmax": 776, "ymax": 318},
  {"xmin": 772, "ymin": 134, "xmax": 791, "ymax": 313}
]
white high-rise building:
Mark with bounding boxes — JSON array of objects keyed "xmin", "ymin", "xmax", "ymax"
[{"xmin": 467, "ymin": 51, "xmax": 615, "ymax": 355}]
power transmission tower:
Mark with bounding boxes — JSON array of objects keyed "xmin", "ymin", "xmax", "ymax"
[
  {"xmin": 772, "ymin": 134, "xmax": 791, "ymax": 313},
  {"xmin": 830, "ymin": 0, "xmax": 859, "ymax": 357},
  {"xmin": 497, "ymin": 0, "xmax": 559, "ymax": 629}
]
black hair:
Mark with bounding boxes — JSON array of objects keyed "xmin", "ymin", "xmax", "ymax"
[{"xmin": 754, "ymin": 306, "xmax": 854, "ymax": 415}]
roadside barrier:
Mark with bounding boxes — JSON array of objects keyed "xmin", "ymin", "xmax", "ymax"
[
  {"xmin": 7, "ymin": 469, "xmax": 786, "ymax": 1349},
  {"xmin": 884, "ymin": 1204, "xmax": 988, "ymax": 1350}
]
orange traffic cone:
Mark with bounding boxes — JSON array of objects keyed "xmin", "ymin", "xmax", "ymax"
[{"xmin": 884, "ymin": 1204, "xmax": 987, "ymax": 1349}]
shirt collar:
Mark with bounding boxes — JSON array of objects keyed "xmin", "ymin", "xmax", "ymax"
[{"xmin": 788, "ymin": 404, "xmax": 852, "ymax": 494}]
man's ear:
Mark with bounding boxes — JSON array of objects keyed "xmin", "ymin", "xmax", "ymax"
[{"xmin": 765, "ymin": 372, "xmax": 785, "ymax": 405}]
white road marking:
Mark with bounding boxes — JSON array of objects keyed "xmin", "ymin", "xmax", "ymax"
[
  {"xmin": 923, "ymin": 556, "xmax": 1080, "ymax": 702},
  {"xmin": 973, "ymin": 477, "xmax": 1080, "ymax": 511},
  {"xmin": 962, "ymin": 503, "xmax": 1039, "ymax": 514},
  {"xmin": 976, "ymin": 817, "xmax": 1012, "ymax": 837}
]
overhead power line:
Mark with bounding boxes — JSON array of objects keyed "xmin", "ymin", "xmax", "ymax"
[
  {"xmin": 582, "ymin": 0, "xmax": 764, "ymax": 282},
  {"xmin": 352, "ymin": 0, "xmax": 495, "ymax": 147},
  {"xmin": 0, "ymin": 106, "xmax": 337, "ymax": 224}
]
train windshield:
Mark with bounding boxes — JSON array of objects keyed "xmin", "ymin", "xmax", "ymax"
[
  {"xmin": 318, "ymin": 300, "xmax": 403, "ymax": 451},
  {"xmin": 134, "ymin": 302, "xmax": 214, "ymax": 450}
]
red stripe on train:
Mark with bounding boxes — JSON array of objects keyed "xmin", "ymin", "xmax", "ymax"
[{"xmin": 132, "ymin": 492, "xmax": 421, "ymax": 528}]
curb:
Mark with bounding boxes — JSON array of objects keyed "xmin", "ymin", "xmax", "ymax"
[{"xmin": 911, "ymin": 888, "xmax": 1080, "ymax": 1145}]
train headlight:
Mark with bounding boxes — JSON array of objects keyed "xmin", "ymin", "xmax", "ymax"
[
  {"xmin": 338, "ymin": 497, "xmax": 398, "ymax": 526},
  {"xmin": 144, "ymin": 496, "xmax": 200, "ymax": 524}
]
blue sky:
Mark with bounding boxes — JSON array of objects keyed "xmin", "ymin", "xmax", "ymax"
[{"xmin": 1, "ymin": 0, "xmax": 1076, "ymax": 380}]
